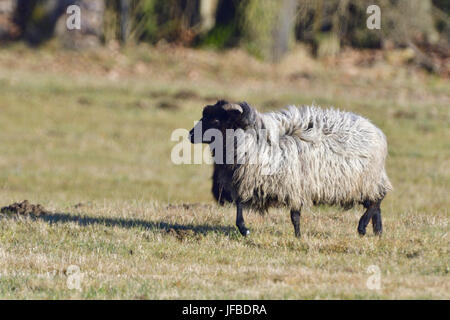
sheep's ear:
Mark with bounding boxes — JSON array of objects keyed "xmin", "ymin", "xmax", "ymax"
[{"xmin": 222, "ymin": 103, "xmax": 243, "ymax": 114}]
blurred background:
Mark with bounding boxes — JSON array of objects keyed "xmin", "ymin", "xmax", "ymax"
[
  {"xmin": 0, "ymin": 0, "xmax": 449, "ymax": 71},
  {"xmin": 0, "ymin": 0, "xmax": 448, "ymax": 206}
]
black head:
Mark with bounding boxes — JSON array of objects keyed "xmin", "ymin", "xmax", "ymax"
[{"xmin": 189, "ymin": 100, "xmax": 253, "ymax": 144}]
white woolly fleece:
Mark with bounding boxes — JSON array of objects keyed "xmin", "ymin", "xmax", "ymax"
[{"xmin": 232, "ymin": 105, "xmax": 392, "ymax": 211}]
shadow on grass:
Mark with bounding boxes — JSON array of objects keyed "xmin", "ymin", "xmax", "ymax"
[{"xmin": 29, "ymin": 212, "xmax": 235, "ymax": 236}]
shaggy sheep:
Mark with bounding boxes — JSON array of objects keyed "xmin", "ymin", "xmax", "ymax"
[{"xmin": 189, "ymin": 100, "xmax": 392, "ymax": 237}]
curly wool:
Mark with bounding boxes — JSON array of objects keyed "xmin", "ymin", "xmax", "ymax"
[{"xmin": 228, "ymin": 104, "xmax": 392, "ymax": 212}]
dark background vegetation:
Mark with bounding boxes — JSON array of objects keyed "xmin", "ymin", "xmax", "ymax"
[{"xmin": 0, "ymin": 0, "xmax": 448, "ymax": 74}]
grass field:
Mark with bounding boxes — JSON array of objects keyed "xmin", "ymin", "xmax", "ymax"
[{"xmin": 0, "ymin": 43, "xmax": 448, "ymax": 299}]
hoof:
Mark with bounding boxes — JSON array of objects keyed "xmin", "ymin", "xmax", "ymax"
[
  {"xmin": 373, "ymin": 224, "xmax": 383, "ymax": 236},
  {"xmin": 238, "ymin": 227, "xmax": 250, "ymax": 237},
  {"xmin": 373, "ymin": 230, "xmax": 383, "ymax": 236}
]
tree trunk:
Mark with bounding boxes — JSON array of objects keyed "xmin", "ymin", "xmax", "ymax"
[{"xmin": 271, "ymin": 0, "xmax": 297, "ymax": 62}]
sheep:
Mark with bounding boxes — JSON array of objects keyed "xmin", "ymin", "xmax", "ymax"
[{"xmin": 189, "ymin": 100, "xmax": 392, "ymax": 238}]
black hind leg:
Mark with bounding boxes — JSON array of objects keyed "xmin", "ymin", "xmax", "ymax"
[
  {"xmin": 371, "ymin": 203, "xmax": 383, "ymax": 236},
  {"xmin": 290, "ymin": 209, "xmax": 301, "ymax": 238},
  {"xmin": 358, "ymin": 198, "xmax": 382, "ymax": 236}
]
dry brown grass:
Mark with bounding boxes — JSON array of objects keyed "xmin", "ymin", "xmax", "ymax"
[{"xmin": 0, "ymin": 43, "xmax": 448, "ymax": 299}]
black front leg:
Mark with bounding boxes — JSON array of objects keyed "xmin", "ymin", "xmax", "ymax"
[
  {"xmin": 290, "ymin": 209, "xmax": 301, "ymax": 238},
  {"xmin": 236, "ymin": 201, "xmax": 249, "ymax": 236}
]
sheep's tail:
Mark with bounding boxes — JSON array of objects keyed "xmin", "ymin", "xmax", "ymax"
[{"xmin": 380, "ymin": 170, "xmax": 393, "ymax": 194}]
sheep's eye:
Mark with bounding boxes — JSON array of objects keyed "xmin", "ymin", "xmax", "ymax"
[{"xmin": 211, "ymin": 119, "xmax": 220, "ymax": 125}]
